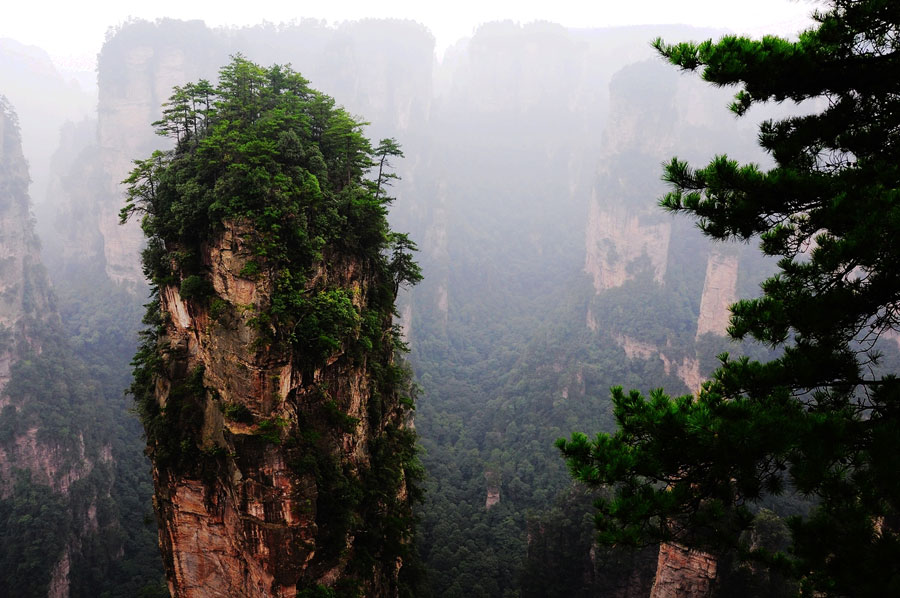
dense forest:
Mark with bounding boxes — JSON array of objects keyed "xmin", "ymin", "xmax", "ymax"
[{"xmin": 0, "ymin": 3, "xmax": 896, "ymax": 596}]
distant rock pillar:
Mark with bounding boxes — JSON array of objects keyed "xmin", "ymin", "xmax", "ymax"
[
  {"xmin": 696, "ymin": 248, "xmax": 738, "ymax": 339},
  {"xmin": 485, "ymin": 471, "xmax": 500, "ymax": 509}
]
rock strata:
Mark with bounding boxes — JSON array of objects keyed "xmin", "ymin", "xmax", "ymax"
[
  {"xmin": 148, "ymin": 228, "xmax": 416, "ymax": 597},
  {"xmin": 649, "ymin": 543, "xmax": 717, "ymax": 598},
  {"xmin": 696, "ymin": 249, "xmax": 738, "ymax": 339}
]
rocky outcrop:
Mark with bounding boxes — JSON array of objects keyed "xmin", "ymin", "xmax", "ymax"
[
  {"xmin": 649, "ymin": 543, "xmax": 717, "ymax": 598},
  {"xmin": 584, "ymin": 61, "xmax": 679, "ymax": 293},
  {"xmin": 696, "ymin": 249, "xmax": 739, "ymax": 338},
  {"xmin": 0, "ymin": 428, "xmax": 109, "ymax": 498},
  {"xmin": 0, "ymin": 99, "xmax": 53, "ymax": 333},
  {"xmin": 145, "ymin": 209, "xmax": 417, "ymax": 597},
  {"xmin": 0, "ymin": 39, "xmax": 93, "ymax": 207},
  {"xmin": 41, "ymin": 119, "xmax": 104, "ymax": 275},
  {"xmin": 0, "ymin": 96, "xmax": 53, "ymax": 399}
]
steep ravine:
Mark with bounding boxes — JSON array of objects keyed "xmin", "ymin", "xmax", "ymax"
[{"xmin": 0, "ymin": 98, "xmax": 116, "ymax": 598}]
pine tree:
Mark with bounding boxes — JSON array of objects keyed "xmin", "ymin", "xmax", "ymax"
[{"xmin": 557, "ymin": 1, "xmax": 900, "ymax": 595}]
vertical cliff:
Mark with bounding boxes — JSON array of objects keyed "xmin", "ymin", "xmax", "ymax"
[
  {"xmin": 0, "ymin": 98, "xmax": 53, "ymax": 340},
  {"xmin": 126, "ymin": 58, "xmax": 421, "ymax": 598},
  {"xmin": 582, "ymin": 59, "xmax": 760, "ymax": 392},
  {"xmin": 649, "ymin": 543, "xmax": 717, "ymax": 598},
  {"xmin": 0, "ymin": 39, "xmax": 93, "ymax": 210},
  {"xmin": 695, "ymin": 248, "xmax": 738, "ymax": 339},
  {"xmin": 584, "ymin": 60, "xmax": 679, "ymax": 294},
  {"xmin": 0, "ymin": 97, "xmax": 116, "ymax": 598}
]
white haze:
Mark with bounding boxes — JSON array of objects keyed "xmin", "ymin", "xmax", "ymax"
[{"xmin": 7, "ymin": 0, "xmax": 817, "ymax": 78}]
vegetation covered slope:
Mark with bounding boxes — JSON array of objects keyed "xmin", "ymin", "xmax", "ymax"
[{"xmin": 0, "ymin": 96, "xmax": 165, "ymax": 598}]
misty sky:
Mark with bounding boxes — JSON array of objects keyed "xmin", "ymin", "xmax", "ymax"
[{"xmin": 6, "ymin": 0, "xmax": 816, "ymax": 74}]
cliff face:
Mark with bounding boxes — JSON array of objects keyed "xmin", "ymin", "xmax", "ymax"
[
  {"xmin": 0, "ymin": 99, "xmax": 53, "ymax": 338},
  {"xmin": 0, "ymin": 39, "xmax": 93, "ymax": 209},
  {"xmin": 149, "ymin": 233, "xmax": 415, "ymax": 598},
  {"xmin": 154, "ymin": 232, "xmax": 381, "ymax": 596},
  {"xmin": 584, "ymin": 60, "xmax": 678, "ymax": 294},
  {"xmin": 585, "ymin": 194, "xmax": 671, "ymax": 292},
  {"xmin": 0, "ymin": 97, "xmax": 61, "ymax": 490},
  {"xmin": 649, "ymin": 543, "xmax": 717, "ymax": 598},
  {"xmin": 582, "ymin": 59, "xmax": 756, "ymax": 392},
  {"xmin": 695, "ymin": 249, "xmax": 738, "ymax": 339},
  {"xmin": 0, "ymin": 98, "xmax": 113, "ymax": 598},
  {"xmin": 49, "ymin": 45, "xmax": 195, "ymax": 285}
]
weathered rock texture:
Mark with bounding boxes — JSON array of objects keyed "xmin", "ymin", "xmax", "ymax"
[
  {"xmin": 696, "ymin": 249, "xmax": 739, "ymax": 338},
  {"xmin": 148, "ymin": 223, "xmax": 414, "ymax": 597},
  {"xmin": 585, "ymin": 194, "xmax": 671, "ymax": 292},
  {"xmin": 0, "ymin": 99, "xmax": 53, "ymax": 337},
  {"xmin": 584, "ymin": 61, "xmax": 678, "ymax": 293},
  {"xmin": 649, "ymin": 543, "xmax": 717, "ymax": 598}
]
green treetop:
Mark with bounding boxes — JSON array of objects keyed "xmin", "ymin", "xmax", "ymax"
[
  {"xmin": 557, "ymin": 1, "xmax": 900, "ymax": 595},
  {"xmin": 121, "ymin": 56, "xmax": 421, "ymax": 361}
]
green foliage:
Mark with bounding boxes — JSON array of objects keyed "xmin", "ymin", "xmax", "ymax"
[
  {"xmin": 255, "ymin": 417, "xmax": 287, "ymax": 443},
  {"xmin": 178, "ymin": 274, "xmax": 214, "ymax": 301},
  {"xmin": 324, "ymin": 399, "xmax": 360, "ymax": 433},
  {"xmin": 296, "ymin": 580, "xmax": 363, "ymax": 598},
  {"xmin": 290, "ymin": 288, "xmax": 361, "ymax": 363},
  {"xmin": 122, "ymin": 55, "xmax": 421, "ymax": 366},
  {"xmin": 296, "ymin": 586, "xmax": 337, "ymax": 598},
  {"xmin": 131, "ymin": 341, "xmax": 208, "ymax": 468},
  {"xmin": 239, "ymin": 260, "xmax": 261, "ymax": 278},
  {"xmin": 223, "ymin": 402, "xmax": 253, "ymax": 423},
  {"xmin": 209, "ymin": 297, "xmax": 228, "ymax": 320},
  {"xmin": 560, "ymin": 2, "xmax": 900, "ymax": 595},
  {"xmin": 372, "ymin": 137, "xmax": 404, "ymax": 203},
  {"xmin": 387, "ymin": 233, "xmax": 423, "ymax": 295},
  {"xmin": 0, "ymin": 471, "xmax": 69, "ymax": 598}
]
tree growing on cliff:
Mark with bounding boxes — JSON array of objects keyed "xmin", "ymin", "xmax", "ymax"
[{"xmin": 557, "ymin": 1, "xmax": 900, "ymax": 595}]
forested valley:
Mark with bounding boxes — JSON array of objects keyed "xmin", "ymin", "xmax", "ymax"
[{"xmin": 0, "ymin": 4, "xmax": 896, "ymax": 596}]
